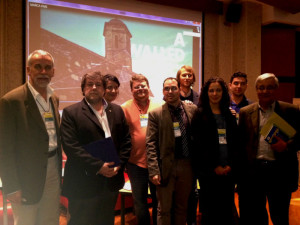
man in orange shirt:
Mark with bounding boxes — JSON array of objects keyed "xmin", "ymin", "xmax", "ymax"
[{"xmin": 122, "ymin": 74, "xmax": 162, "ymax": 225}]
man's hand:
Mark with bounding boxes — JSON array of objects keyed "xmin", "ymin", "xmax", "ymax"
[
  {"xmin": 223, "ymin": 165, "xmax": 232, "ymax": 175},
  {"xmin": 214, "ymin": 165, "xmax": 231, "ymax": 176},
  {"xmin": 113, "ymin": 166, "xmax": 121, "ymax": 173},
  {"xmin": 150, "ymin": 175, "xmax": 161, "ymax": 185},
  {"xmin": 271, "ymin": 136, "xmax": 287, "ymax": 152},
  {"xmin": 7, "ymin": 190, "xmax": 23, "ymax": 204},
  {"xmin": 98, "ymin": 162, "xmax": 118, "ymax": 177},
  {"xmin": 183, "ymin": 100, "xmax": 194, "ymax": 105},
  {"xmin": 229, "ymin": 107, "xmax": 237, "ymax": 117}
]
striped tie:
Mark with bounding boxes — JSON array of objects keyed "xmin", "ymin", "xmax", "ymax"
[{"xmin": 175, "ymin": 108, "xmax": 189, "ymax": 157}]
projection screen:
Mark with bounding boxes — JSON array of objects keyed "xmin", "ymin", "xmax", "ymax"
[{"xmin": 26, "ymin": 0, "xmax": 203, "ymax": 109}]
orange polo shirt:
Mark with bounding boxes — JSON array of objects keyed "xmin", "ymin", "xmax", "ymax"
[{"xmin": 121, "ymin": 98, "xmax": 162, "ymax": 168}]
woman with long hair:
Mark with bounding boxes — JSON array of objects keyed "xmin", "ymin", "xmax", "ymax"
[{"xmin": 191, "ymin": 77, "xmax": 239, "ymax": 225}]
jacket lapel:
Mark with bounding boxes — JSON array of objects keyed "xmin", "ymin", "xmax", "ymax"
[
  {"xmin": 81, "ymin": 99, "xmax": 103, "ymax": 130},
  {"xmin": 182, "ymin": 102, "xmax": 193, "ymax": 124},
  {"xmin": 250, "ymin": 103, "xmax": 259, "ymax": 136},
  {"xmin": 50, "ymin": 96, "xmax": 61, "ymax": 137},
  {"xmin": 162, "ymin": 103, "xmax": 173, "ymax": 134},
  {"xmin": 105, "ymin": 103, "xmax": 114, "ymax": 132},
  {"xmin": 24, "ymin": 84, "xmax": 47, "ymax": 133}
]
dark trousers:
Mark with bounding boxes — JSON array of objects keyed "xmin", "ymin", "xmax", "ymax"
[
  {"xmin": 186, "ymin": 180, "xmax": 199, "ymax": 225},
  {"xmin": 200, "ymin": 174, "xmax": 236, "ymax": 225},
  {"xmin": 67, "ymin": 190, "xmax": 119, "ymax": 225},
  {"xmin": 239, "ymin": 160, "xmax": 292, "ymax": 225},
  {"xmin": 127, "ymin": 162, "xmax": 158, "ymax": 225}
]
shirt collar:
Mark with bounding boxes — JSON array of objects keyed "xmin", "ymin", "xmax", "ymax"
[
  {"xmin": 258, "ymin": 101, "xmax": 275, "ymax": 113},
  {"xmin": 85, "ymin": 97, "xmax": 108, "ymax": 111},
  {"xmin": 168, "ymin": 101, "xmax": 183, "ymax": 113},
  {"xmin": 27, "ymin": 82, "xmax": 53, "ymax": 101}
]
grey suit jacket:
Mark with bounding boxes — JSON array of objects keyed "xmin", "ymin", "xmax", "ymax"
[
  {"xmin": 0, "ymin": 83, "xmax": 62, "ymax": 204},
  {"xmin": 146, "ymin": 102, "xmax": 197, "ymax": 185},
  {"xmin": 239, "ymin": 101, "xmax": 300, "ymax": 191}
]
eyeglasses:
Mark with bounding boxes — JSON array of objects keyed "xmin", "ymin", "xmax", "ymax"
[
  {"xmin": 33, "ymin": 64, "xmax": 53, "ymax": 72},
  {"xmin": 256, "ymin": 85, "xmax": 276, "ymax": 91},
  {"xmin": 164, "ymin": 86, "xmax": 178, "ymax": 92}
]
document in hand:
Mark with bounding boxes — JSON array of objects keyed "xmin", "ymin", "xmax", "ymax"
[
  {"xmin": 261, "ymin": 112, "xmax": 296, "ymax": 144},
  {"xmin": 83, "ymin": 137, "xmax": 120, "ymax": 167}
]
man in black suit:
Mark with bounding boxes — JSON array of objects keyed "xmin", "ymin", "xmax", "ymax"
[
  {"xmin": 60, "ymin": 71, "xmax": 131, "ymax": 225},
  {"xmin": 238, "ymin": 73, "xmax": 300, "ymax": 225}
]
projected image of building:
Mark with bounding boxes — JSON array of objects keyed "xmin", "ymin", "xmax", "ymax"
[{"xmin": 38, "ymin": 18, "xmax": 138, "ymax": 109}]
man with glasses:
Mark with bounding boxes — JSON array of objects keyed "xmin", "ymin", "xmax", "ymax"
[
  {"xmin": 60, "ymin": 71, "xmax": 131, "ymax": 225},
  {"xmin": 238, "ymin": 73, "xmax": 300, "ymax": 225},
  {"xmin": 0, "ymin": 50, "xmax": 62, "ymax": 225},
  {"xmin": 121, "ymin": 74, "xmax": 162, "ymax": 225},
  {"xmin": 146, "ymin": 77, "xmax": 197, "ymax": 225}
]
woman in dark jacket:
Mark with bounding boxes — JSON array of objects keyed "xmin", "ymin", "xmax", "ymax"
[{"xmin": 191, "ymin": 77, "xmax": 240, "ymax": 225}]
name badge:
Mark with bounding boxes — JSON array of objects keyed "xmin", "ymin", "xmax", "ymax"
[
  {"xmin": 44, "ymin": 112, "xmax": 55, "ymax": 129},
  {"xmin": 140, "ymin": 114, "xmax": 148, "ymax": 127},
  {"xmin": 173, "ymin": 122, "xmax": 181, "ymax": 137},
  {"xmin": 218, "ymin": 129, "xmax": 227, "ymax": 144}
]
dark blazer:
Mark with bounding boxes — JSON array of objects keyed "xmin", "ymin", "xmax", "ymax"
[
  {"xmin": 191, "ymin": 89, "xmax": 200, "ymax": 106},
  {"xmin": 239, "ymin": 101, "xmax": 300, "ymax": 192},
  {"xmin": 146, "ymin": 102, "xmax": 197, "ymax": 185},
  {"xmin": 0, "ymin": 83, "xmax": 62, "ymax": 204},
  {"xmin": 61, "ymin": 99, "xmax": 131, "ymax": 198},
  {"xmin": 191, "ymin": 107, "xmax": 240, "ymax": 179}
]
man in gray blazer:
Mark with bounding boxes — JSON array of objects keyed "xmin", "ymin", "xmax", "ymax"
[
  {"xmin": 146, "ymin": 77, "xmax": 197, "ymax": 225},
  {"xmin": 238, "ymin": 73, "xmax": 300, "ymax": 225},
  {"xmin": 0, "ymin": 50, "xmax": 62, "ymax": 225}
]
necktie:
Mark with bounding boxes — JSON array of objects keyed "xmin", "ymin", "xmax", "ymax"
[{"xmin": 175, "ymin": 108, "xmax": 189, "ymax": 157}]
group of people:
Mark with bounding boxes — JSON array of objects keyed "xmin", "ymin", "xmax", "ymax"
[{"xmin": 0, "ymin": 49, "xmax": 299, "ymax": 225}]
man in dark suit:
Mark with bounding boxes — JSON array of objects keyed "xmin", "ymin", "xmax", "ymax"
[
  {"xmin": 0, "ymin": 50, "xmax": 62, "ymax": 225},
  {"xmin": 146, "ymin": 77, "xmax": 197, "ymax": 225},
  {"xmin": 60, "ymin": 71, "xmax": 131, "ymax": 225},
  {"xmin": 238, "ymin": 73, "xmax": 300, "ymax": 225}
]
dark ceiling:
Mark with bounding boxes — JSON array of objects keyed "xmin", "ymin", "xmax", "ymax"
[
  {"xmin": 137, "ymin": 0, "xmax": 300, "ymax": 14},
  {"xmin": 256, "ymin": 0, "xmax": 300, "ymax": 14}
]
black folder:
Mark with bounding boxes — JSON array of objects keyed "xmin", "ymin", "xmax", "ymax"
[{"xmin": 83, "ymin": 137, "xmax": 120, "ymax": 167}]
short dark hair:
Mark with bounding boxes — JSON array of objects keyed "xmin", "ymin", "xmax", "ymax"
[
  {"xmin": 130, "ymin": 74, "xmax": 149, "ymax": 90},
  {"xmin": 104, "ymin": 74, "xmax": 120, "ymax": 87},
  {"xmin": 81, "ymin": 71, "xmax": 106, "ymax": 95},
  {"xmin": 163, "ymin": 77, "xmax": 180, "ymax": 88},
  {"xmin": 230, "ymin": 72, "xmax": 247, "ymax": 83},
  {"xmin": 176, "ymin": 65, "xmax": 196, "ymax": 85},
  {"xmin": 199, "ymin": 76, "xmax": 230, "ymax": 113}
]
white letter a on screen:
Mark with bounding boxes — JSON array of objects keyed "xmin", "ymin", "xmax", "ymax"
[{"xmin": 174, "ymin": 33, "xmax": 185, "ymax": 47}]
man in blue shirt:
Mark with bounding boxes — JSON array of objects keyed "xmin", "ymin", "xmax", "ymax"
[{"xmin": 229, "ymin": 72, "xmax": 253, "ymax": 120}]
